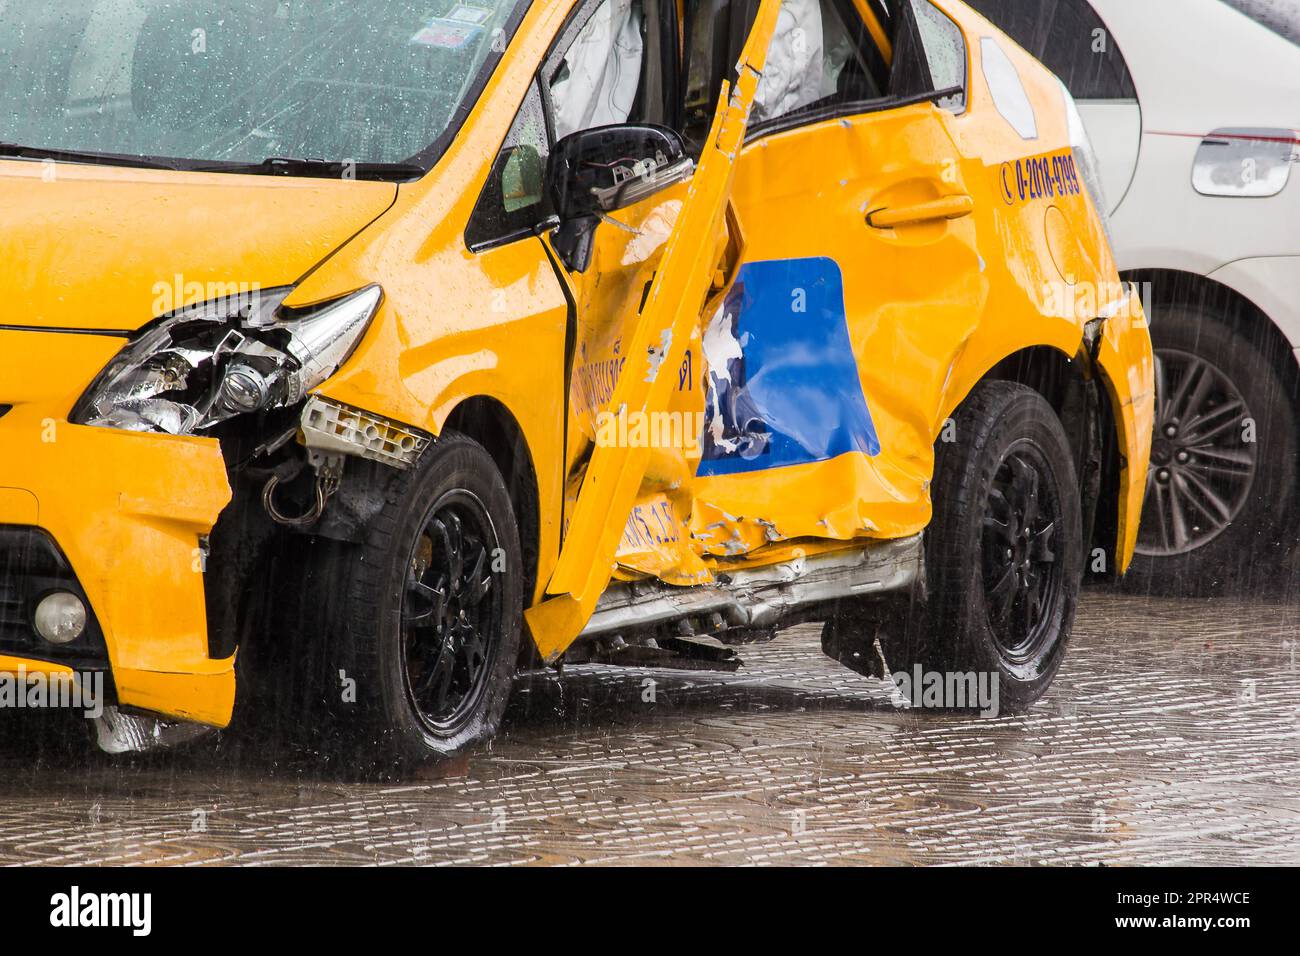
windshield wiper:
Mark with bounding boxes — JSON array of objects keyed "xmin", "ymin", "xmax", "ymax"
[
  {"xmin": 0, "ymin": 145, "xmax": 424, "ymax": 181},
  {"xmin": 0, "ymin": 143, "xmax": 178, "ymax": 171},
  {"xmin": 198, "ymin": 156, "xmax": 426, "ymax": 181}
]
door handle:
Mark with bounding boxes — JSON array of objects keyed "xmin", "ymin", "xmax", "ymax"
[{"xmin": 867, "ymin": 194, "xmax": 974, "ymax": 229}]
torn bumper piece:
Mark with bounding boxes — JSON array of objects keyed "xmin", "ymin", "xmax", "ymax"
[
  {"xmin": 92, "ymin": 705, "xmax": 216, "ymax": 754},
  {"xmin": 300, "ymin": 394, "xmax": 432, "ymax": 470},
  {"xmin": 1094, "ymin": 285, "xmax": 1156, "ymax": 572}
]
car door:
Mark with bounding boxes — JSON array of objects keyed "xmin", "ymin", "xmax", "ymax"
[
  {"xmin": 680, "ymin": 0, "xmax": 987, "ymax": 555},
  {"xmin": 537, "ymin": 0, "xmax": 710, "ymax": 590},
  {"xmin": 525, "ymin": 0, "xmax": 784, "ymax": 658}
]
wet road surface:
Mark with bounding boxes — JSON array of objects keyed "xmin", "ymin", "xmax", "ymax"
[{"xmin": 1, "ymin": 590, "xmax": 1298, "ymax": 866}]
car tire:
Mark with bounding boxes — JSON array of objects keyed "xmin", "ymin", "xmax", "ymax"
[
  {"xmin": 297, "ymin": 433, "xmax": 523, "ymax": 772},
  {"xmin": 879, "ymin": 381, "xmax": 1083, "ymax": 713},
  {"xmin": 1124, "ymin": 305, "xmax": 1297, "ymax": 595}
]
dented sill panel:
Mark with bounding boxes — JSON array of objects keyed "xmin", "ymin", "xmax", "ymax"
[{"xmin": 578, "ymin": 535, "xmax": 922, "ymax": 652}]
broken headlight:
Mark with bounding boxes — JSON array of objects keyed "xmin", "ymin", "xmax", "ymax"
[{"xmin": 71, "ymin": 285, "xmax": 382, "ymax": 436}]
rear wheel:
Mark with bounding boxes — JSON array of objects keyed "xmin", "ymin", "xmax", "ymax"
[
  {"xmin": 1126, "ymin": 306, "xmax": 1297, "ymax": 594},
  {"xmin": 825, "ymin": 381, "xmax": 1083, "ymax": 713}
]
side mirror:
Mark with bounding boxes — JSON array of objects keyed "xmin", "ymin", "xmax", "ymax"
[
  {"xmin": 548, "ymin": 123, "xmax": 694, "ymax": 221},
  {"xmin": 547, "ymin": 124, "xmax": 693, "ymax": 273}
]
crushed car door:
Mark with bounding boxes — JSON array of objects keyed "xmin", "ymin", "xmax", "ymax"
[
  {"xmin": 541, "ymin": 0, "xmax": 711, "ymax": 592},
  {"xmin": 682, "ymin": 0, "xmax": 987, "ymax": 557},
  {"xmin": 526, "ymin": 0, "xmax": 783, "ymax": 660}
]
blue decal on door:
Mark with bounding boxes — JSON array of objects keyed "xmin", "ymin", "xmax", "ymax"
[{"xmin": 698, "ymin": 257, "xmax": 879, "ymax": 477}]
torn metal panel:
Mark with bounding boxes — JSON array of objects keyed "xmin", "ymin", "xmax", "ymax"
[
  {"xmin": 611, "ymin": 490, "xmax": 711, "ymax": 586},
  {"xmin": 580, "ymin": 534, "xmax": 923, "ymax": 643}
]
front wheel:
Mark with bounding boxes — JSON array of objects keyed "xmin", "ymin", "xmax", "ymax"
[
  {"xmin": 301, "ymin": 434, "xmax": 523, "ymax": 770},
  {"xmin": 883, "ymin": 381, "xmax": 1083, "ymax": 713}
]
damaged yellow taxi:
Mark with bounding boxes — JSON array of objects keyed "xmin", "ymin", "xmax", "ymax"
[{"xmin": 0, "ymin": 0, "xmax": 1152, "ymax": 762}]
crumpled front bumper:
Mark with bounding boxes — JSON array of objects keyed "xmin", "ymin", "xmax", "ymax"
[{"xmin": 0, "ymin": 329, "xmax": 234, "ymax": 727}]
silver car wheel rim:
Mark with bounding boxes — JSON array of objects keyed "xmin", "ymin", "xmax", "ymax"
[{"xmin": 1135, "ymin": 348, "xmax": 1257, "ymax": 558}]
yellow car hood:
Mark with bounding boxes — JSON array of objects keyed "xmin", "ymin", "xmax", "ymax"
[{"xmin": 0, "ymin": 161, "xmax": 397, "ymax": 332}]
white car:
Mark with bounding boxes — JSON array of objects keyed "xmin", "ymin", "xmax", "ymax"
[{"xmin": 969, "ymin": 0, "xmax": 1300, "ymax": 592}]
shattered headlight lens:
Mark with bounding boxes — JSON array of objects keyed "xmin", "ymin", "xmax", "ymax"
[{"xmin": 71, "ymin": 285, "xmax": 382, "ymax": 436}]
